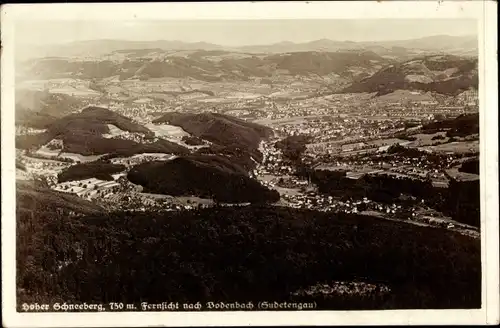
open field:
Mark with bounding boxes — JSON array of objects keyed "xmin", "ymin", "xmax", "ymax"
[
  {"xmin": 60, "ymin": 153, "xmax": 104, "ymax": 163},
  {"xmin": 35, "ymin": 146, "xmax": 60, "ymax": 157},
  {"xmin": 133, "ymin": 97, "xmax": 153, "ymax": 104},
  {"xmin": 410, "ymin": 132, "xmax": 449, "ymax": 146},
  {"xmin": 446, "ymin": 168, "xmax": 480, "ymax": 182},
  {"xmin": 427, "ymin": 141, "xmax": 479, "ymax": 154},
  {"xmin": 17, "ymin": 79, "xmax": 101, "ymax": 98},
  {"xmin": 50, "ymin": 87, "xmax": 100, "ymax": 97},
  {"xmin": 255, "ymin": 115, "xmax": 319, "ymax": 126},
  {"xmin": 145, "ymin": 123, "xmax": 190, "ymax": 138},
  {"xmin": 367, "ymin": 138, "xmax": 410, "ymax": 147}
]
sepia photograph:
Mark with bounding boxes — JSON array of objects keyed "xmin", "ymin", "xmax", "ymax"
[{"xmin": 1, "ymin": 1, "xmax": 498, "ymax": 327}]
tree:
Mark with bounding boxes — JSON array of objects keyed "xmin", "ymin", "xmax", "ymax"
[{"xmin": 358, "ymin": 202, "xmax": 368, "ymax": 212}]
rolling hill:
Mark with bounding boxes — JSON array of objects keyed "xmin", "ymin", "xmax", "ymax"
[
  {"xmin": 19, "ymin": 50, "xmax": 394, "ymax": 83},
  {"xmin": 49, "ymin": 106, "xmax": 152, "ymax": 136},
  {"xmin": 15, "ymin": 89, "xmax": 85, "ymax": 119},
  {"xmin": 16, "ymin": 106, "xmax": 190, "ymax": 157},
  {"xmin": 127, "ymin": 156, "xmax": 280, "ymax": 203},
  {"xmin": 17, "ymin": 180, "xmax": 104, "ymax": 216},
  {"xmin": 153, "ymin": 112, "xmax": 273, "ymax": 163},
  {"xmin": 266, "ymin": 50, "xmax": 387, "ymax": 77},
  {"xmin": 57, "ymin": 162, "xmax": 126, "ymax": 183},
  {"xmin": 341, "ymin": 55, "xmax": 478, "ymax": 96},
  {"xmin": 18, "ymin": 41, "xmax": 478, "ymax": 88},
  {"xmin": 16, "ymin": 108, "xmax": 58, "ymax": 129},
  {"xmin": 16, "ymin": 106, "xmax": 149, "ymax": 149}
]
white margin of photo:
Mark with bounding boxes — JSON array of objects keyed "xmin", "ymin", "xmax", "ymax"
[{"xmin": 1, "ymin": 1, "xmax": 498, "ymax": 326}]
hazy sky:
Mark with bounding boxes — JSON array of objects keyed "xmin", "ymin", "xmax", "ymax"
[{"xmin": 15, "ymin": 19, "xmax": 477, "ymax": 47}]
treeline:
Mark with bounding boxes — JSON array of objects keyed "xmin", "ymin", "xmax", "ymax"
[
  {"xmin": 445, "ymin": 178, "xmax": 480, "ymax": 227},
  {"xmin": 300, "ymin": 168, "xmax": 439, "ymax": 204},
  {"xmin": 22, "ymin": 150, "xmax": 74, "ymax": 163},
  {"xmin": 17, "ymin": 204, "xmax": 481, "ymax": 310},
  {"xmin": 274, "ymin": 135, "xmax": 312, "ymax": 162},
  {"xmin": 459, "ymin": 158, "xmax": 480, "ymax": 175},
  {"xmin": 57, "ymin": 162, "xmax": 126, "ymax": 183},
  {"xmin": 297, "ymin": 167, "xmax": 480, "ymax": 227},
  {"xmin": 386, "ymin": 144, "xmax": 422, "ymax": 157},
  {"xmin": 182, "ymin": 135, "xmax": 205, "ymax": 146},
  {"xmin": 195, "ymin": 145, "xmax": 257, "ymax": 172},
  {"xmin": 422, "ymin": 113, "xmax": 479, "ymax": 137},
  {"xmin": 62, "ymin": 136, "xmax": 189, "ymax": 157},
  {"xmin": 16, "ymin": 160, "xmax": 27, "ymax": 171}
]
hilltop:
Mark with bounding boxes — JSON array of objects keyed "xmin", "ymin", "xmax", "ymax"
[
  {"xmin": 57, "ymin": 162, "xmax": 126, "ymax": 183},
  {"xmin": 153, "ymin": 112, "xmax": 273, "ymax": 162},
  {"xmin": 341, "ymin": 55, "xmax": 478, "ymax": 96},
  {"xmin": 266, "ymin": 50, "xmax": 386, "ymax": 77},
  {"xmin": 127, "ymin": 156, "xmax": 280, "ymax": 203},
  {"xmin": 17, "ymin": 106, "xmax": 149, "ymax": 149},
  {"xmin": 195, "ymin": 144, "xmax": 258, "ymax": 171},
  {"xmin": 16, "ymin": 106, "xmax": 190, "ymax": 157},
  {"xmin": 15, "ymin": 89, "xmax": 85, "ymax": 121},
  {"xmin": 49, "ymin": 106, "xmax": 152, "ymax": 136},
  {"xmin": 16, "ymin": 108, "xmax": 58, "ymax": 129}
]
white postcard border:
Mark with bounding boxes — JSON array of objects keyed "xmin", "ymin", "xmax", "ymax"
[{"xmin": 1, "ymin": 1, "xmax": 498, "ymax": 326}]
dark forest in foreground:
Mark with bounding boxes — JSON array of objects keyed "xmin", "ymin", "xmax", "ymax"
[{"xmin": 17, "ymin": 184, "xmax": 481, "ymax": 310}]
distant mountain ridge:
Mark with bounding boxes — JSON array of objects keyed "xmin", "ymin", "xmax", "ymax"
[
  {"xmin": 238, "ymin": 35, "xmax": 477, "ymax": 55},
  {"xmin": 17, "ymin": 35, "xmax": 477, "ymax": 60}
]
